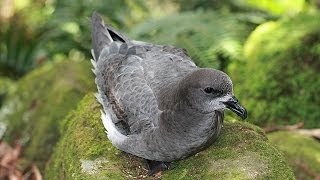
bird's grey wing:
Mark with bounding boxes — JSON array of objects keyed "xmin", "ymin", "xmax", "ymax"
[
  {"xmin": 161, "ymin": 45, "xmax": 191, "ymax": 61},
  {"xmin": 143, "ymin": 45, "xmax": 197, "ymax": 82},
  {"xmin": 130, "ymin": 40, "xmax": 196, "ymax": 71},
  {"xmin": 96, "ymin": 49, "xmax": 159, "ymax": 135}
]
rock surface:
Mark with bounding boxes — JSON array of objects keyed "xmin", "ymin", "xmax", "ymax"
[
  {"xmin": 46, "ymin": 94, "xmax": 294, "ymax": 179},
  {"xmin": 0, "ymin": 59, "xmax": 95, "ymax": 169}
]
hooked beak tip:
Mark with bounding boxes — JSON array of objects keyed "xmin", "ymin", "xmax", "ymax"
[
  {"xmin": 239, "ymin": 109, "xmax": 248, "ymax": 120},
  {"xmin": 223, "ymin": 96, "xmax": 247, "ymax": 120}
]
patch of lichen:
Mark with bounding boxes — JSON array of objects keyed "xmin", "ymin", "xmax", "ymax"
[
  {"xmin": 268, "ymin": 131, "xmax": 320, "ymax": 179},
  {"xmin": 0, "ymin": 59, "xmax": 95, "ymax": 170},
  {"xmin": 45, "ymin": 94, "xmax": 294, "ymax": 179}
]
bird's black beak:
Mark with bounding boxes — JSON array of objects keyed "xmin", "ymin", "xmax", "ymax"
[{"xmin": 223, "ymin": 96, "xmax": 247, "ymax": 120}]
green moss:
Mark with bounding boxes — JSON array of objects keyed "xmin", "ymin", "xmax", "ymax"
[
  {"xmin": 163, "ymin": 119, "xmax": 293, "ymax": 180},
  {"xmin": 229, "ymin": 13, "xmax": 320, "ymax": 128},
  {"xmin": 45, "ymin": 94, "xmax": 128, "ymax": 179},
  {"xmin": 268, "ymin": 131, "xmax": 320, "ymax": 180},
  {"xmin": 0, "ymin": 59, "xmax": 95, "ymax": 170},
  {"xmin": 46, "ymin": 94, "xmax": 294, "ymax": 179}
]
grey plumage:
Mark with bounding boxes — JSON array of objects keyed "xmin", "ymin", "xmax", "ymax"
[{"xmin": 91, "ymin": 12, "xmax": 247, "ymax": 162}]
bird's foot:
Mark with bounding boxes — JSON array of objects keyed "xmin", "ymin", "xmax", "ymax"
[{"xmin": 145, "ymin": 159, "xmax": 169, "ymax": 177}]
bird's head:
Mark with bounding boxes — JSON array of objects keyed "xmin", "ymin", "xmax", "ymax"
[{"xmin": 179, "ymin": 68, "xmax": 247, "ymax": 119}]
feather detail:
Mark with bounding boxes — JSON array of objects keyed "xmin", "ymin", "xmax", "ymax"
[
  {"xmin": 95, "ymin": 93, "xmax": 103, "ymax": 105},
  {"xmin": 100, "ymin": 109, "xmax": 127, "ymax": 145},
  {"xmin": 91, "ymin": 49, "xmax": 97, "ymax": 62},
  {"xmin": 91, "ymin": 59, "xmax": 97, "ymax": 68}
]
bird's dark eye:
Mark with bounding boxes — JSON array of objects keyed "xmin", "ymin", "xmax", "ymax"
[
  {"xmin": 204, "ymin": 87, "xmax": 223, "ymax": 96},
  {"xmin": 204, "ymin": 87, "xmax": 214, "ymax": 94}
]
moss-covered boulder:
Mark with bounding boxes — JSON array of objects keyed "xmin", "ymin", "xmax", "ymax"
[
  {"xmin": 229, "ymin": 13, "xmax": 320, "ymax": 128},
  {"xmin": 0, "ymin": 59, "xmax": 95, "ymax": 169},
  {"xmin": 268, "ymin": 131, "xmax": 320, "ymax": 180},
  {"xmin": 46, "ymin": 94, "xmax": 294, "ymax": 179}
]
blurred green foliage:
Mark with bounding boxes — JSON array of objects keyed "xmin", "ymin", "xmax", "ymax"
[
  {"xmin": 0, "ymin": 77, "xmax": 15, "ymax": 107},
  {"xmin": 176, "ymin": 0, "xmax": 317, "ymax": 15},
  {"xmin": 0, "ymin": 0, "xmax": 317, "ymax": 77},
  {"xmin": 243, "ymin": 0, "xmax": 311, "ymax": 15},
  {"xmin": 0, "ymin": 0, "xmax": 151, "ymax": 78},
  {"xmin": 0, "ymin": 0, "xmax": 319, "ymax": 128},
  {"xmin": 230, "ymin": 13, "xmax": 320, "ymax": 128},
  {"xmin": 131, "ymin": 11, "xmax": 250, "ymax": 70},
  {"xmin": 0, "ymin": 1, "xmax": 319, "ymax": 178}
]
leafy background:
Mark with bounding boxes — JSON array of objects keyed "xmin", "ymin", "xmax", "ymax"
[{"xmin": 0, "ymin": 0, "xmax": 319, "ymax": 179}]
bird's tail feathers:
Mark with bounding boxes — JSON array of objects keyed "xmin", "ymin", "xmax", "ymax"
[
  {"xmin": 95, "ymin": 92, "xmax": 127, "ymax": 147},
  {"xmin": 100, "ymin": 109, "xmax": 128, "ymax": 146},
  {"xmin": 91, "ymin": 12, "xmax": 128, "ymax": 60}
]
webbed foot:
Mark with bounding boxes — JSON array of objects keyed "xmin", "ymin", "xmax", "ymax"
[{"xmin": 145, "ymin": 159, "xmax": 169, "ymax": 176}]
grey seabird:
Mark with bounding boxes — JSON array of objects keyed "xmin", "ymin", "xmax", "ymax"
[{"xmin": 91, "ymin": 12, "xmax": 247, "ymax": 175}]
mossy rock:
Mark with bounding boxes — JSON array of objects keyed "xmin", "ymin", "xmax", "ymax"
[
  {"xmin": 268, "ymin": 131, "xmax": 320, "ymax": 180},
  {"xmin": 229, "ymin": 13, "xmax": 320, "ymax": 128},
  {"xmin": 0, "ymin": 59, "xmax": 95, "ymax": 169},
  {"xmin": 45, "ymin": 94, "xmax": 294, "ymax": 179}
]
